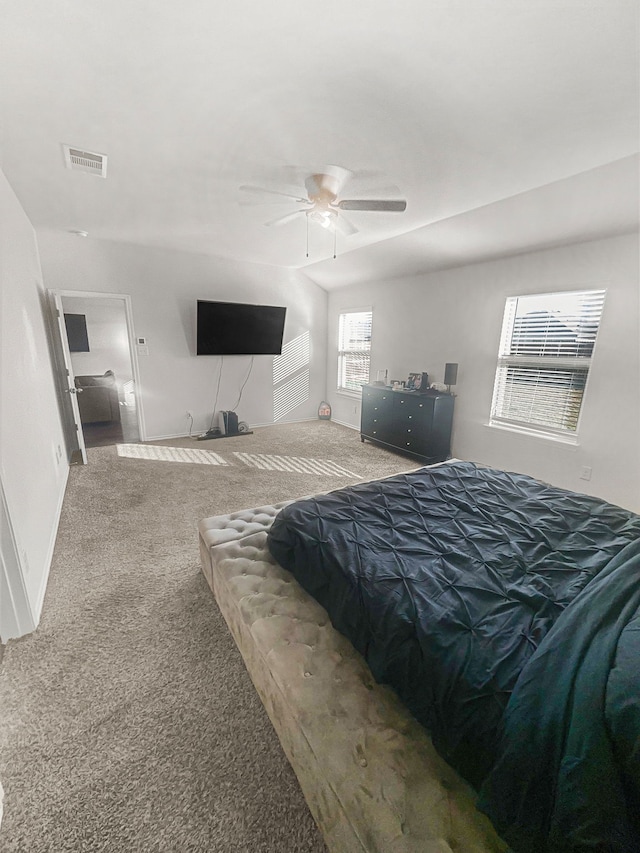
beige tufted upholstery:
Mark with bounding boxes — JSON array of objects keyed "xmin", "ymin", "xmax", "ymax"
[{"xmin": 199, "ymin": 503, "xmax": 507, "ymax": 853}]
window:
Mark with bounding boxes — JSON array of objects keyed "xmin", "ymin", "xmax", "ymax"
[
  {"xmin": 490, "ymin": 289, "xmax": 605, "ymax": 439},
  {"xmin": 337, "ymin": 309, "xmax": 372, "ymax": 393}
]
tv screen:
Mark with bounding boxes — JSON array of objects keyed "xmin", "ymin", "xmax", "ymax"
[
  {"xmin": 64, "ymin": 313, "xmax": 90, "ymax": 352},
  {"xmin": 196, "ymin": 300, "xmax": 287, "ymax": 356}
]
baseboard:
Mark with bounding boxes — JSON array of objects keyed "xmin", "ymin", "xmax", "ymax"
[
  {"xmin": 146, "ymin": 417, "xmax": 321, "ymax": 442},
  {"xmin": 329, "ymin": 418, "xmax": 359, "ymax": 431},
  {"xmin": 33, "ymin": 464, "xmax": 70, "ymax": 622},
  {"xmin": 253, "ymin": 417, "xmax": 318, "ymax": 429},
  {"xmin": 143, "ymin": 431, "xmax": 195, "ymax": 441}
]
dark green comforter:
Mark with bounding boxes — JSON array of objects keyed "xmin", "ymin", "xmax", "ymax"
[{"xmin": 479, "ymin": 538, "xmax": 640, "ymax": 851}]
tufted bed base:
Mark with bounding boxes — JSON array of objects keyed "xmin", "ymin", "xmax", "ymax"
[{"xmin": 198, "ymin": 502, "xmax": 506, "ymax": 853}]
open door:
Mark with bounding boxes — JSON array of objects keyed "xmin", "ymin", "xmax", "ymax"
[{"xmin": 52, "ymin": 292, "xmax": 88, "ymax": 464}]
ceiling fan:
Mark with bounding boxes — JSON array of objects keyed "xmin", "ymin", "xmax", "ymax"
[{"xmin": 239, "ymin": 165, "xmax": 407, "ymax": 246}]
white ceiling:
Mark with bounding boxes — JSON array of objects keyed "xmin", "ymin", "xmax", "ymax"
[{"xmin": 1, "ymin": 1, "xmax": 638, "ymax": 290}]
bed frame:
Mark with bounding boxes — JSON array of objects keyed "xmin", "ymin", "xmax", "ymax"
[{"xmin": 199, "ymin": 501, "xmax": 507, "ymax": 853}]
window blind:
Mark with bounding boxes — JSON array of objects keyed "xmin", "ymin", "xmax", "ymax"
[
  {"xmin": 491, "ymin": 290, "xmax": 605, "ymax": 435},
  {"xmin": 337, "ymin": 310, "xmax": 372, "ymax": 392}
]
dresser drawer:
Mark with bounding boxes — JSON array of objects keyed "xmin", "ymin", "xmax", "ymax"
[
  {"xmin": 361, "ymin": 387, "xmax": 394, "ymax": 436},
  {"xmin": 393, "ymin": 394, "xmax": 434, "ymax": 420}
]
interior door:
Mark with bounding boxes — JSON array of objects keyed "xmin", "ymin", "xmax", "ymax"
[{"xmin": 52, "ymin": 292, "xmax": 88, "ymax": 464}]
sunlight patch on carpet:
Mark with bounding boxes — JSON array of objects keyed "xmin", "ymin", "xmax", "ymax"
[
  {"xmin": 117, "ymin": 444, "xmax": 228, "ymax": 465},
  {"xmin": 233, "ymin": 452, "xmax": 357, "ymax": 477}
]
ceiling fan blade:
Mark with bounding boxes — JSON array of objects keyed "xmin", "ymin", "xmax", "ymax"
[
  {"xmin": 338, "ymin": 199, "xmax": 407, "ymax": 212},
  {"xmin": 333, "ymin": 213, "xmax": 358, "ymax": 236},
  {"xmin": 240, "ymin": 196, "xmax": 306, "ymax": 207},
  {"xmin": 305, "ymin": 174, "xmax": 322, "ymax": 197},
  {"xmin": 323, "ymin": 165, "xmax": 353, "ymax": 195},
  {"xmin": 240, "ymin": 185, "xmax": 308, "ymax": 204},
  {"xmin": 264, "ymin": 210, "xmax": 306, "ymax": 227}
]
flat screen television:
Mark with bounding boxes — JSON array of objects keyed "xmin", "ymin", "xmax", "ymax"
[
  {"xmin": 196, "ymin": 300, "xmax": 287, "ymax": 356},
  {"xmin": 64, "ymin": 313, "xmax": 90, "ymax": 352}
]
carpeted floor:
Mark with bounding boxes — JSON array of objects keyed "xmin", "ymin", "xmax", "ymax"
[{"xmin": 0, "ymin": 421, "xmax": 420, "ymax": 852}]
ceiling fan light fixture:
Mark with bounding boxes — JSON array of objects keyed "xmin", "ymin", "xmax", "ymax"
[{"xmin": 308, "ymin": 208, "xmax": 335, "ymax": 229}]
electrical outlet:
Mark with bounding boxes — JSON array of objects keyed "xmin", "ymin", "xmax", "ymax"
[
  {"xmin": 353, "ymin": 404, "xmax": 358, "ymax": 415},
  {"xmin": 579, "ymin": 465, "xmax": 592, "ymax": 481}
]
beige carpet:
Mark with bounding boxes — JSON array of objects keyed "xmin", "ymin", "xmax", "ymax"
[{"xmin": 0, "ymin": 421, "xmax": 421, "ymax": 852}]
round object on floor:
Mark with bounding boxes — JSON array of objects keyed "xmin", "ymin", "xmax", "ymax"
[{"xmin": 318, "ymin": 401, "xmax": 332, "ymax": 420}]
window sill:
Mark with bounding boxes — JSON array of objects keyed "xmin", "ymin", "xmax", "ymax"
[
  {"xmin": 485, "ymin": 420, "xmax": 579, "ymax": 447},
  {"xmin": 336, "ymin": 388, "xmax": 363, "ymax": 399}
]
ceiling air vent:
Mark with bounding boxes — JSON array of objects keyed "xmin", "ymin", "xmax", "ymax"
[{"xmin": 62, "ymin": 144, "xmax": 107, "ymax": 178}]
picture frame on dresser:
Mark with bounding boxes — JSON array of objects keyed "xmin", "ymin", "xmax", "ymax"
[
  {"xmin": 406, "ymin": 372, "xmax": 429, "ymax": 391},
  {"xmin": 406, "ymin": 372, "xmax": 421, "ymax": 390}
]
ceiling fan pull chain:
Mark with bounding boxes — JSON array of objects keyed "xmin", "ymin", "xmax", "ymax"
[
  {"xmin": 333, "ymin": 227, "xmax": 337, "ymax": 259},
  {"xmin": 306, "ymin": 214, "xmax": 309, "ymax": 258}
]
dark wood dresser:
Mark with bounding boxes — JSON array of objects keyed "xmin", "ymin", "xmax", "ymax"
[{"xmin": 360, "ymin": 384, "xmax": 454, "ymax": 464}]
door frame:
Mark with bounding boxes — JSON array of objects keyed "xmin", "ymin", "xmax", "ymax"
[
  {"xmin": 49, "ymin": 290, "xmax": 146, "ymax": 457},
  {"xmin": 0, "ymin": 476, "xmax": 36, "ymax": 642}
]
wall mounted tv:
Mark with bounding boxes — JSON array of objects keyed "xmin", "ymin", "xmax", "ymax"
[
  {"xmin": 64, "ymin": 313, "xmax": 90, "ymax": 352},
  {"xmin": 196, "ymin": 300, "xmax": 287, "ymax": 356}
]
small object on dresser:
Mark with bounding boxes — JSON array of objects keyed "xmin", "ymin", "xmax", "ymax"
[
  {"xmin": 406, "ymin": 372, "xmax": 419, "ymax": 390},
  {"xmin": 444, "ymin": 363, "xmax": 458, "ymax": 393},
  {"xmin": 407, "ymin": 372, "xmax": 428, "ymax": 391}
]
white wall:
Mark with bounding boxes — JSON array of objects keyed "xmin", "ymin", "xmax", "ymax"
[
  {"xmin": 36, "ymin": 232, "xmax": 328, "ymax": 440},
  {"xmin": 327, "ymin": 233, "xmax": 640, "ymax": 512},
  {"xmin": 0, "ymin": 170, "xmax": 69, "ymax": 624}
]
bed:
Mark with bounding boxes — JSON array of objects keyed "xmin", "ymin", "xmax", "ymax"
[{"xmin": 199, "ymin": 461, "xmax": 640, "ymax": 851}]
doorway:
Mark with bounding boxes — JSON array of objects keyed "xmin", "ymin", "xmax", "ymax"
[{"xmin": 53, "ymin": 291, "xmax": 144, "ymax": 456}]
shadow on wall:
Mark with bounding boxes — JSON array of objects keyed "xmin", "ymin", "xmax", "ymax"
[{"xmin": 273, "ymin": 331, "xmax": 310, "ymax": 420}]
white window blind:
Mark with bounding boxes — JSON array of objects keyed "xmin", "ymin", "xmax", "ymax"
[
  {"xmin": 337, "ymin": 310, "xmax": 372, "ymax": 393},
  {"xmin": 491, "ymin": 289, "xmax": 605, "ymax": 437}
]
